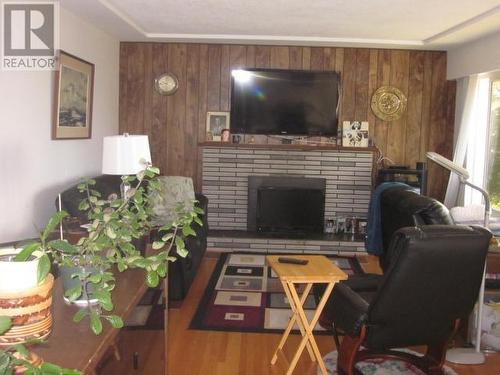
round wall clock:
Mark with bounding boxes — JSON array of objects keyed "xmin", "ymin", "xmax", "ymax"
[
  {"xmin": 154, "ymin": 73, "xmax": 179, "ymax": 95},
  {"xmin": 371, "ymin": 86, "xmax": 407, "ymax": 122}
]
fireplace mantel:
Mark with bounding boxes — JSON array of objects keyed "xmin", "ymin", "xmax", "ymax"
[{"xmin": 199, "ymin": 142, "xmax": 378, "ymax": 153}]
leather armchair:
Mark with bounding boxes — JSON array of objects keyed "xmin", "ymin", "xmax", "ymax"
[
  {"xmin": 59, "ymin": 175, "xmax": 123, "ymax": 223},
  {"xmin": 379, "ymin": 187, "xmax": 454, "ymax": 271},
  {"xmin": 316, "ymin": 187, "xmax": 454, "ymax": 331},
  {"xmin": 330, "ymin": 225, "xmax": 491, "ymax": 375}
]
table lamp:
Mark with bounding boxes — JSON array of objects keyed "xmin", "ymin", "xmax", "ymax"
[
  {"xmin": 426, "ymin": 151, "xmax": 491, "ymax": 365},
  {"xmin": 102, "ymin": 133, "xmax": 152, "ymax": 197}
]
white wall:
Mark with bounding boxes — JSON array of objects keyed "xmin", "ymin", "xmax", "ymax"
[
  {"xmin": 0, "ymin": 8, "xmax": 119, "ymax": 242},
  {"xmin": 448, "ymin": 30, "xmax": 500, "ymax": 79}
]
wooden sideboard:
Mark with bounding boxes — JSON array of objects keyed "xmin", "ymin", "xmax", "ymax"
[{"xmin": 34, "ymin": 268, "xmax": 166, "ymax": 375}]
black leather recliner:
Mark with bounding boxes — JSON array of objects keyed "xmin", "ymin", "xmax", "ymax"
[
  {"xmin": 58, "ymin": 175, "xmax": 208, "ymax": 302},
  {"xmin": 330, "ymin": 225, "xmax": 491, "ymax": 375},
  {"xmin": 379, "ymin": 187, "xmax": 454, "ymax": 271},
  {"xmin": 316, "ymin": 187, "xmax": 455, "ymax": 329}
]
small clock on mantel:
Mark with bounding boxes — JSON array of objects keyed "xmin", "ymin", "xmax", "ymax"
[{"xmin": 154, "ymin": 72, "xmax": 179, "ymax": 95}]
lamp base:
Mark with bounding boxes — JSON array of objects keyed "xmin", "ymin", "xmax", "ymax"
[
  {"xmin": 120, "ymin": 181, "xmax": 131, "ymax": 199},
  {"xmin": 445, "ymin": 348, "xmax": 485, "ymax": 365}
]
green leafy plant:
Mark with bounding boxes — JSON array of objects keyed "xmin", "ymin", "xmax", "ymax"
[
  {"xmin": 0, "ymin": 316, "xmax": 81, "ymax": 375},
  {"xmin": 16, "ymin": 165, "xmax": 203, "ymax": 335}
]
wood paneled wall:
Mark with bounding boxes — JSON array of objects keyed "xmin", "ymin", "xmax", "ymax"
[{"xmin": 119, "ymin": 43, "xmax": 456, "ymax": 200}]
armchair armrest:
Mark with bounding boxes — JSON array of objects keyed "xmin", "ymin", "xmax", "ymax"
[
  {"xmin": 331, "ymin": 283, "xmax": 370, "ymax": 337},
  {"xmin": 342, "ymin": 273, "xmax": 382, "ymax": 292},
  {"xmin": 194, "ymin": 193, "xmax": 209, "ymax": 236},
  {"xmin": 195, "ymin": 193, "xmax": 208, "ymax": 211}
]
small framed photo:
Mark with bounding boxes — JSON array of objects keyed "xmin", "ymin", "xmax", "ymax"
[
  {"xmin": 342, "ymin": 121, "xmax": 369, "ymax": 147},
  {"xmin": 357, "ymin": 218, "xmax": 368, "ymax": 235},
  {"xmin": 52, "ymin": 51, "xmax": 94, "ymax": 140},
  {"xmin": 206, "ymin": 111, "xmax": 230, "ymax": 141}
]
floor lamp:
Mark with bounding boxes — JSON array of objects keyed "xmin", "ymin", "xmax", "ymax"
[{"xmin": 427, "ymin": 151, "xmax": 491, "ymax": 365}]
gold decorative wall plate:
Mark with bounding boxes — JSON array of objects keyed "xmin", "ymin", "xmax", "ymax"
[{"xmin": 371, "ymin": 86, "xmax": 407, "ymax": 121}]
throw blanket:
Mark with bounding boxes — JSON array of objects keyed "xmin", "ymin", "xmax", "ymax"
[
  {"xmin": 450, "ymin": 205, "xmax": 500, "ymax": 236},
  {"xmin": 365, "ymin": 182, "xmax": 413, "ymax": 255},
  {"xmin": 149, "ymin": 176, "xmax": 195, "ymax": 226}
]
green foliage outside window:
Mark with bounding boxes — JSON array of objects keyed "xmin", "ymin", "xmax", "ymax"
[{"xmin": 487, "ymin": 81, "xmax": 500, "ymax": 211}]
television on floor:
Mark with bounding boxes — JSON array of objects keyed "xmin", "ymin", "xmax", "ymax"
[{"xmin": 230, "ymin": 68, "xmax": 340, "ymax": 136}]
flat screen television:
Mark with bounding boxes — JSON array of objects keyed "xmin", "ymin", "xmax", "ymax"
[{"xmin": 230, "ymin": 68, "xmax": 340, "ymax": 136}]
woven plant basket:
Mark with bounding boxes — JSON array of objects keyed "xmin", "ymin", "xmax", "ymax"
[{"xmin": 0, "ymin": 273, "xmax": 54, "ymax": 347}]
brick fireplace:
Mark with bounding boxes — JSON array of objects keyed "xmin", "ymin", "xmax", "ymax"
[
  {"xmin": 201, "ymin": 144, "xmax": 374, "ymax": 255},
  {"xmin": 202, "ymin": 145, "xmax": 373, "ymax": 229}
]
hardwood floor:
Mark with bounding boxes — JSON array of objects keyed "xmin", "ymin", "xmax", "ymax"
[
  {"xmin": 109, "ymin": 254, "xmax": 500, "ymax": 374},
  {"xmin": 167, "ymin": 255, "xmax": 336, "ymax": 375}
]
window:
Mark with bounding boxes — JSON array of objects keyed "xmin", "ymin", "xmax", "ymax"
[
  {"xmin": 486, "ymin": 80, "xmax": 500, "ymax": 212},
  {"xmin": 454, "ymin": 73, "xmax": 500, "ymax": 213}
]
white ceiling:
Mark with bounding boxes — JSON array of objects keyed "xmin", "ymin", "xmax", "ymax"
[{"xmin": 61, "ymin": 0, "xmax": 500, "ymax": 49}]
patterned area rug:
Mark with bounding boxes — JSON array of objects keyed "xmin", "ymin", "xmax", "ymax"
[
  {"xmin": 320, "ymin": 350, "xmax": 457, "ymax": 375},
  {"xmin": 190, "ymin": 253, "xmax": 363, "ymax": 333}
]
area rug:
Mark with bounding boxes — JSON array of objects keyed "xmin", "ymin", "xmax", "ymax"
[
  {"xmin": 190, "ymin": 253, "xmax": 363, "ymax": 334},
  {"xmin": 124, "ymin": 287, "xmax": 165, "ymax": 330},
  {"xmin": 320, "ymin": 350, "xmax": 457, "ymax": 375}
]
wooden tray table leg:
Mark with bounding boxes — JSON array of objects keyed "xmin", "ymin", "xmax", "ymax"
[
  {"xmin": 283, "ymin": 282, "xmax": 315, "ymax": 360},
  {"xmin": 288, "ymin": 282, "xmax": 336, "ymax": 375},
  {"xmin": 271, "ymin": 282, "xmax": 315, "ymax": 364}
]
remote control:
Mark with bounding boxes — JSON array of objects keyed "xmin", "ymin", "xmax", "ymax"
[{"xmin": 278, "ymin": 257, "xmax": 308, "ymax": 265}]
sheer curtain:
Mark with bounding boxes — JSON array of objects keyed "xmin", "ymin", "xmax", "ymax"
[
  {"xmin": 444, "ymin": 75, "xmax": 478, "ymax": 207},
  {"xmin": 464, "ymin": 78, "xmax": 491, "ymax": 206},
  {"xmin": 444, "ymin": 75, "xmax": 490, "ymax": 207}
]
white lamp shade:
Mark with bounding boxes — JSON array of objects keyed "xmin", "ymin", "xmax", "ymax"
[{"xmin": 102, "ymin": 134, "xmax": 152, "ymax": 175}]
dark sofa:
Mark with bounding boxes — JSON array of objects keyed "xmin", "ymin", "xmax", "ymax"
[{"xmin": 58, "ymin": 175, "xmax": 208, "ymax": 302}]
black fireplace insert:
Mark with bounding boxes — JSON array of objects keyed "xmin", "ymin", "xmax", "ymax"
[{"xmin": 247, "ymin": 176, "xmax": 326, "ymax": 234}]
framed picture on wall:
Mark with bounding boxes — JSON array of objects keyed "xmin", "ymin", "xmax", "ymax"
[
  {"xmin": 342, "ymin": 121, "xmax": 369, "ymax": 147},
  {"xmin": 52, "ymin": 51, "xmax": 94, "ymax": 140},
  {"xmin": 206, "ymin": 111, "xmax": 230, "ymax": 141}
]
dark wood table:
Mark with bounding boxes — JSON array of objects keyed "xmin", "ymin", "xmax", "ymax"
[{"xmin": 34, "ymin": 268, "xmax": 149, "ymax": 374}]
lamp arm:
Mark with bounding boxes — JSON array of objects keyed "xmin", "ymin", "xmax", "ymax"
[
  {"xmin": 461, "ymin": 179, "xmax": 491, "ymax": 228},
  {"xmin": 427, "ymin": 152, "xmax": 490, "ymax": 360},
  {"xmin": 460, "ymin": 177, "xmax": 490, "ymax": 355}
]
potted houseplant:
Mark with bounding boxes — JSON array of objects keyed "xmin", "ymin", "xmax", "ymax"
[
  {"xmin": 0, "ymin": 221, "xmax": 61, "ymax": 364},
  {"xmin": 0, "ymin": 316, "xmax": 81, "ymax": 375},
  {"xmin": 0, "ymin": 209, "xmax": 65, "ymax": 293},
  {"xmin": 0, "ymin": 233, "xmax": 79, "ymax": 373},
  {"xmin": 18, "ymin": 164, "xmax": 203, "ymax": 335},
  {"xmin": 0, "ymin": 247, "xmax": 43, "ymax": 292}
]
